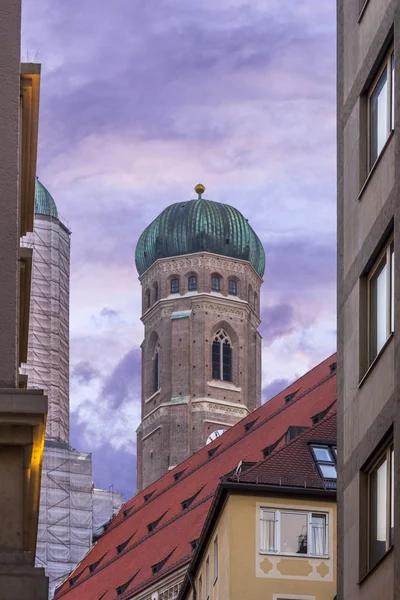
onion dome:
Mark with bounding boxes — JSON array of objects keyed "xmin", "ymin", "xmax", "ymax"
[
  {"xmin": 135, "ymin": 185, "xmax": 265, "ymax": 277},
  {"xmin": 35, "ymin": 177, "xmax": 58, "ymax": 218}
]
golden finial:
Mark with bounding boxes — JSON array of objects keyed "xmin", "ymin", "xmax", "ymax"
[{"xmin": 194, "ymin": 183, "xmax": 205, "ymax": 199}]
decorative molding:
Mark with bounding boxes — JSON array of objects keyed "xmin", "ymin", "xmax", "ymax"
[
  {"xmin": 140, "ymin": 252, "xmax": 262, "ymax": 288},
  {"xmin": 192, "ymin": 401, "xmax": 248, "ymax": 417},
  {"xmin": 192, "ymin": 302, "xmax": 246, "ymax": 319}
]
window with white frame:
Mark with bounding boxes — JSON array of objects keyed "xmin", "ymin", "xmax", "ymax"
[
  {"xmin": 260, "ymin": 508, "xmax": 328, "ymax": 557},
  {"xmin": 369, "ymin": 47, "xmax": 394, "ymax": 168},
  {"xmin": 368, "ymin": 442, "xmax": 394, "ymax": 569},
  {"xmin": 310, "ymin": 445, "xmax": 337, "ymax": 479},
  {"xmin": 213, "ymin": 537, "xmax": 218, "ymax": 583},
  {"xmin": 368, "ymin": 235, "xmax": 394, "ymax": 364}
]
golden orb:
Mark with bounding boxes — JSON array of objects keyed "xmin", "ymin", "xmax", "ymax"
[{"xmin": 194, "ymin": 183, "xmax": 206, "ymax": 198}]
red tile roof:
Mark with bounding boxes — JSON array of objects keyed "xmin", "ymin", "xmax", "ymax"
[
  {"xmin": 232, "ymin": 409, "xmax": 337, "ymax": 489},
  {"xmin": 55, "ymin": 353, "xmax": 337, "ymax": 600}
]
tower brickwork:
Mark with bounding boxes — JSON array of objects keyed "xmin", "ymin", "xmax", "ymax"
[{"xmin": 135, "ymin": 189, "xmax": 265, "ymax": 491}]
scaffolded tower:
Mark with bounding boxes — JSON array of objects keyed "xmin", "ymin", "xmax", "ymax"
[
  {"xmin": 21, "ymin": 179, "xmax": 122, "ymax": 599},
  {"xmin": 21, "ymin": 178, "xmax": 70, "ymax": 442}
]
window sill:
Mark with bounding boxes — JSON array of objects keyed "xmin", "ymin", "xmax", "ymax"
[
  {"xmin": 208, "ymin": 380, "xmax": 241, "ymax": 392},
  {"xmin": 145, "ymin": 389, "xmax": 161, "ymax": 403},
  {"xmin": 358, "ymin": 0, "xmax": 370, "ymax": 23},
  {"xmin": 358, "ymin": 545, "xmax": 393, "ymax": 585},
  {"xmin": 358, "ymin": 333, "xmax": 393, "ymax": 389},
  {"xmin": 358, "ymin": 130, "xmax": 394, "ymax": 201},
  {"xmin": 260, "ymin": 551, "xmax": 329, "ymax": 560}
]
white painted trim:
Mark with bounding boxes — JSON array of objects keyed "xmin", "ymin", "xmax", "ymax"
[
  {"xmin": 145, "ymin": 389, "xmax": 161, "ymax": 403},
  {"xmin": 272, "ymin": 595, "xmax": 316, "ymax": 600},
  {"xmin": 192, "ymin": 397, "xmax": 246, "ymax": 409},
  {"xmin": 142, "ymin": 425, "xmax": 162, "ymax": 442}
]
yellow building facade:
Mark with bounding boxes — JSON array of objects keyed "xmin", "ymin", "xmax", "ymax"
[{"xmin": 185, "ymin": 493, "xmax": 336, "ymax": 600}]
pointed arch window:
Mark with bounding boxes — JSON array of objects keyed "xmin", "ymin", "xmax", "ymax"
[
  {"xmin": 154, "ymin": 346, "xmax": 160, "ymax": 392},
  {"xmin": 212, "ymin": 329, "xmax": 232, "ymax": 382}
]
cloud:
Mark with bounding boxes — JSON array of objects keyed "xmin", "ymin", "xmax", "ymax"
[
  {"xmin": 71, "ymin": 361, "xmax": 100, "ymax": 385},
  {"xmin": 262, "ymin": 378, "xmax": 291, "ymax": 403}
]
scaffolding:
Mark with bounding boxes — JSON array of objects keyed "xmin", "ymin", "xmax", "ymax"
[
  {"xmin": 21, "ymin": 214, "xmax": 71, "ymax": 443},
  {"xmin": 36, "ymin": 441, "xmax": 93, "ymax": 600}
]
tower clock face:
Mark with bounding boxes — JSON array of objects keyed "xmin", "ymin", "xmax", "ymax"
[{"xmin": 206, "ymin": 429, "xmax": 227, "ymax": 445}]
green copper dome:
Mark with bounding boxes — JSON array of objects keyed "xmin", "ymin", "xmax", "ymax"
[
  {"xmin": 35, "ymin": 178, "xmax": 58, "ymax": 218},
  {"xmin": 135, "ymin": 192, "xmax": 265, "ymax": 277}
]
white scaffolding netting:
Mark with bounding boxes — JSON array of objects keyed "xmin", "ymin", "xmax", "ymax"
[
  {"xmin": 36, "ymin": 443, "xmax": 93, "ymax": 599},
  {"xmin": 21, "ymin": 215, "xmax": 71, "ymax": 443}
]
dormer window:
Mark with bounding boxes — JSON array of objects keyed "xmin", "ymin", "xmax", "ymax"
[
  {"xmin": 228, "ymin": 279, "xmax": 238, "ymax": 296},
  {"xmin": 171, "ymin": 278, "xmax": 180, "ymax": 294},
  {"xmin": 211, "ymin": 276, "xmax": 221, "ymax": 292}
]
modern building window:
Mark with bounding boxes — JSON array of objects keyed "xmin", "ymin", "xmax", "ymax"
[
  {"xmin": 310, "ymin": 445, "xmax": 337, "ymax": 479},
  {"xmin": 369, "ymin": 48, "xmax": 394, "ymax": 168},
  {"xmin": 153, "ymin": 346, "xmax": 160, "ymax": 392},
  {"xmin": 368, "ymin": 443, "xmax": 394, "ymax": 569},
  {"xmin": 170, "ymin": 278, "xmax": 179, "ymax": 294},
  {"xmin": 154, "ymin": 282, "xmax": 159, "ymax": 302},
  {"xmin": 211, "ymin": 276, "xmax": 221, "ymax": 292},
  {"xmin": 260, "ymin": 508, "xmax": 328, "ymax": 557},
  {"xmin": 214, "ymin": 537, "xmax": 218, "ymax": 583},
  {"xmin": 212, "ymin": 329, "xmax": 232, "ymax": 382},
  {"xmin": 228, "ymin": 279, "xmax": 238, "ymax": 295},
  {"xmin": 368, "ymin": 235, "xmax": 394, "ymax": 363},
  {"xmin": 198, "ymin": 574, "xmax": 203, "ymax": 600},
  {"xmin": 206, "ymin": 556, "xmax": 210, "ymax": 599},
  {"xmin": 188, "ymin": 275, "xmax": 197, "ymax": 291}
]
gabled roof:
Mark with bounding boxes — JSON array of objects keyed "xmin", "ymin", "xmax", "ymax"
[{"xmin": 55, "ymin": 354, "xmax": 336, "ymax": 600}]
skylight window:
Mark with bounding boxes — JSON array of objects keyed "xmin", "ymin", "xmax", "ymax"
[
  {"xmin": 174, "ymin": 469, "xmax": 185, "ymax": 482},
  {"xmin": 147, "ymin": 512, "xmax": 167, "ymax": 534},
  {"xmin": 116, "ymin": 571, "xmax": 139, "ymax": 596},
  {"xmin": 116, "ymin": 534, "xmax": 134, "ymax": 554},
  {"xmin": 144, "ymin": 490, "xmax": 155, "ymax": 503},
  {"xmin": 244, "ymin": 419, "xmax": 257, "ymax": 432},
  {"xmin": 151, "ymin": 550, "xmax": 175, "ymax": 575},
  {"xmin": 310, "ymin": 445, "xmax": 337, "ymax": 479},
  {"xmin": 181, "ymin": 486, "xmax": 204, "ymax": 511},
  {"xmin": 89, "ymin": 554, "xmax": 106, "ymax": 573}
]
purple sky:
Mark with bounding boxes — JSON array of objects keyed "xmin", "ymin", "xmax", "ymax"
[{"xmin": 22, "ymin": 0, "xmax": 336, "ymax": 499}]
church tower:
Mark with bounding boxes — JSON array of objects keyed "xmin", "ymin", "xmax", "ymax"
[{"xmin": 135, "ymin": 185, "xmax": 265, "ymax": 491}]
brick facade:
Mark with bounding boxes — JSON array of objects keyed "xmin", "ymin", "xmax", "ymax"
[{"xmin": 137, "ymin": 251, "xmax": 262, "ymax": 491}]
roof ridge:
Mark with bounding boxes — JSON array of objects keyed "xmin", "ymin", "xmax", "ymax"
[
  {"xmin": 116, "ymin": 367, "xmax": 337, "ymax": 529},
  {"xmin": 233, "ymin": 406, "xmax": 337, "ymax": 482},
  {"xmin": 56, "ymin": 493, "xmax": 214, "ymax": 598}
]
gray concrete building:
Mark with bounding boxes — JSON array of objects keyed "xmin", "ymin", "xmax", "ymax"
[
  {"xmin": 135, "ymin": 184, "xmax": 265, "ymax": 490},
  {"xmin": 337, "ymin": 0, "xmax": 399, "ymax": 598}
]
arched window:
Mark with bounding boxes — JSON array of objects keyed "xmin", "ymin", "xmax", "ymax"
[
  {"xmin": 248, "ymin": 284, "xmax": 254, "ymax": 307},
  {"xmin": 212, "ymin": 329, "xmax": 232, "ymax": 382},
  {"xmin": 170, "ymin": 278, "xmax": 180, "ymax": 294},
  {"xmin": 145, "ymin": 289, "xmax": 151, "ymax": 309},
  {"xmin": 211, "ymin": 276, "xmax": 221, "ymax": 292},
  {"xmin": 254, "ymin": 291, "xmax": 258, "ymax": 312},
  {"xmin": 154, "ymin": 282, "xmax": 159, "ymax": 302},
  {"xmin": 228, "ymin": 279, "xmax": 238, "ymax": 296},
  {"xmin": 188, "ymin": 275, "xmax": 197, "ymax": 291},
  {"xmin": 153, "ymin": 346, "xmax": 160, "ymax": 392}
]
